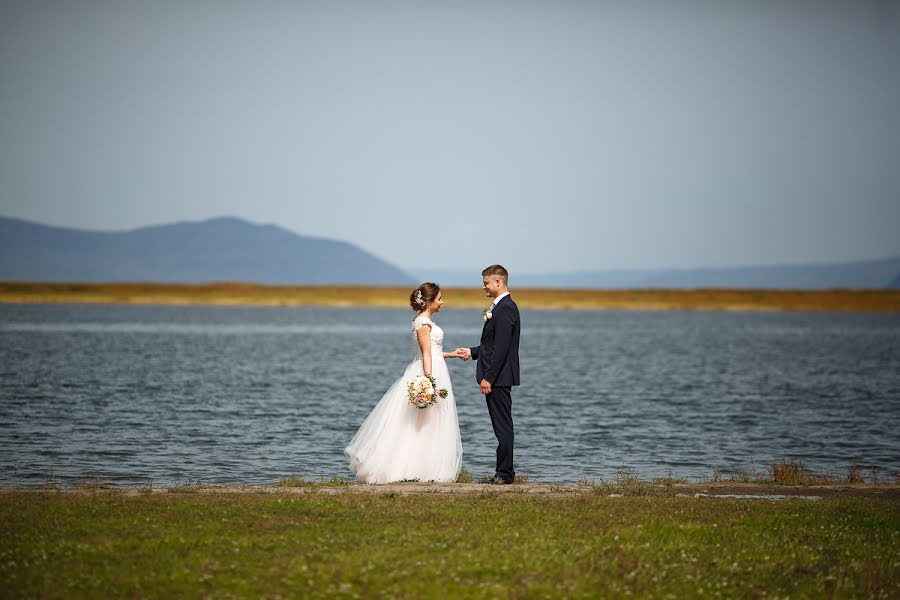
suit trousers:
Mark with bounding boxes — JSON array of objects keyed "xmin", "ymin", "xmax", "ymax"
[{"xmin": 486, "ymin": 386, "xmax": 515, "ymax": 482}]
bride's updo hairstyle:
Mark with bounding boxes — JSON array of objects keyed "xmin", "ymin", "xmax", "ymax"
[{"xmin": 410, "ymin": 282, "xmax": 440, "ymax": 312}]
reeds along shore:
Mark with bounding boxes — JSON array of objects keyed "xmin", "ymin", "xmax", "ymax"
[{"xmin": 1, "ymin": 282, "xmax": 899, "ymax": 312}]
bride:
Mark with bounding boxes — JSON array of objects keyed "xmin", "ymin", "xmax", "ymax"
[{"xmin": 345, "ymin": 282, "xmax": 466, "ymax": 483}]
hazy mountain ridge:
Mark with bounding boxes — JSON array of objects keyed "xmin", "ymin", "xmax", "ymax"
[
  {"xmin": 0, "ymin": 216, "xmax": 415, "ymax": 285},
  {"xmin": 3, "ymin": 215, "xmax": 898, "ymax": 288},
  {"xmin": 420, "ymin": 257, "xmax": 900, "ymax": 290}
]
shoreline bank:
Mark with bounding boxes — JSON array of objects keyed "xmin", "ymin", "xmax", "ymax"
[{"xmin": 5, "ymin": 482, "xmax": 898, "ymax": 499}]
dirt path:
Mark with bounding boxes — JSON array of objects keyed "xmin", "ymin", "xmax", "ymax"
[{"xmin": 8, "ymin": 482, "xmax": 897, "ymax": 499}]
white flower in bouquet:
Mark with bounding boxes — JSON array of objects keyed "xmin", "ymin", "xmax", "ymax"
[{"xmin": 407, "ymin": 374, "xmax": 449, "ymax": 409}]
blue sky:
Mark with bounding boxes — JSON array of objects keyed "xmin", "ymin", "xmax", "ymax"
[{"xmin": 1, "ymin": 1, "xmax": 898, "ymax": 274}]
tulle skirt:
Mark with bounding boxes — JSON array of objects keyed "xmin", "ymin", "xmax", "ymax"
[{"xmin": 345, "ymin": 354, "xmax": 462, "ymax": 484}]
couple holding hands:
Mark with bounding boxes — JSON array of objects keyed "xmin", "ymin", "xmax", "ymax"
[{"xmin": 345, "ymin": 265, "xmax": 521, "ymax": 485}]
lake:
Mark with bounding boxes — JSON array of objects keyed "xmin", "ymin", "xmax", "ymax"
[{"xmin": 1, "ymin": 303, "xmax": 898, "ymax": 486}]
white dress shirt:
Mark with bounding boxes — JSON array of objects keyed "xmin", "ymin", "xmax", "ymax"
[{"xmin": 492, "ymin": 291, "xmax": 510, "ymax": 309}]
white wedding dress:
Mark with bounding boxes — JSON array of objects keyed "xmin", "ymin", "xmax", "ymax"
[{"xmin": 345, "ymin": 314, "xmax": 462, "ymax": 483}]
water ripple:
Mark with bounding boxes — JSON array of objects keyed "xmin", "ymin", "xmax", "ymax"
[{"xmin": 1, "ymin": 304, "xmax": 899, "ymax": 486}]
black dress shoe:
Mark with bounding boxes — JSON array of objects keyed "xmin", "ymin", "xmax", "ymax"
[{"xmin": 490, "ymin": 476, "xmax": 513, "ymax": 485}]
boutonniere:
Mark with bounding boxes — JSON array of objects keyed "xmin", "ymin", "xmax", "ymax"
[{"xmin": 482, "ymin": 307, "xmax": 493, "ymax": 322}]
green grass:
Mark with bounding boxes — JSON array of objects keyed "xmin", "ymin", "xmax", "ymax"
[
  {"xmin": 698, "ymin": 458, "xmax": 896, "ymax": 486},
  {"xmin": 456, "ymin": 467, "xmax": 474, "ymax": 483},
  {"xmin": 273, "ymin": 475, "xmax": 354, "ymax": 488},
  {"xmin": 1, "ymin": 491, "xmax": 897, "ymax": 598}
]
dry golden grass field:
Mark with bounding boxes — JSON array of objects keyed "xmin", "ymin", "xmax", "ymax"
[{"xmin": 1, "ymin": 281, "xmax": 899, "ymax": 312}]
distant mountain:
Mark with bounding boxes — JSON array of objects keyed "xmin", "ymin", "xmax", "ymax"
[
  {"xmin": 0, "ymin": 216, "xmax": 415, "ymax": 285},
  {"xmin": 419, "ymin": 256, "xmax": 900, "ymax": 289},
  {"xmin": 4, "ymin": 215, "xmax": 897, "ymax": 289}
]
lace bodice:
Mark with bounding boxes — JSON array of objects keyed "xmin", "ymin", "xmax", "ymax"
[{"xmin": 412, "ymin": 315, "xmax": 444, "ymax": 351}]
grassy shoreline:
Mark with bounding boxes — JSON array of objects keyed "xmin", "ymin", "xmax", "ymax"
[
  {"xmin": 18, "ymin": 456, "xmax": 900, "ymax": 495},
  {"xmin": 2, "ymin": 485, "xmax": 897, "ymax": 598},
  {"xmin": 7, "ymin": 480, "xmax": 898, "ymax": 499},
  {"xmin": 2, "ymin": 281, "xmax": 899, "ymax": 312}
]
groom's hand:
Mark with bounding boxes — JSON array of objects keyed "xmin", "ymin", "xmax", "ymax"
[
  {"xmin": 455, "ymin": 348, "xmax": 471, "ymax": 361},
  {"xmin": 480, "ymin": 379, "xmax": 492, "ymax": 395}
]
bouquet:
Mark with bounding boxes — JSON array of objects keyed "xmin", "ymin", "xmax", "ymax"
[{"xmin": 407, "ymin": 374, "xmax": 449, "ymax": 409}]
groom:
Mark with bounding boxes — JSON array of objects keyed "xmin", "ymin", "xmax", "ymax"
[{"xmin": 457, "ymin": 265, "xmax": 521, "ymax": 485}]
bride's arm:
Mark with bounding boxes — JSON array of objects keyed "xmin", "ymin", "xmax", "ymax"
[{"xmin": 416, "ymin": 323, "xmax": 433, "ymax": 376}]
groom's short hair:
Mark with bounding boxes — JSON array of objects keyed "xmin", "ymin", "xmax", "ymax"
[{"xmin": 482, "ymin": 265, "xmax": 508, "ymax": 284}]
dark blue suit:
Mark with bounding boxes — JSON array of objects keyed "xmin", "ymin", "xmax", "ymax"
[{"xmin": 470, "ymin": 294, "xmax": 520, "ymax": 482}]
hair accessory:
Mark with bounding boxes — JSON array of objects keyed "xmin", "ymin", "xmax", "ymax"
[{"xmin": 415, "ymin": 290, "xmax": 425, "ymax": 307}]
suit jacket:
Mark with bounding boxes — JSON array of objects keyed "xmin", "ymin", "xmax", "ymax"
[{"xmin": 470, "ymin": 294, "xmax": 520, "ymax": 387}]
